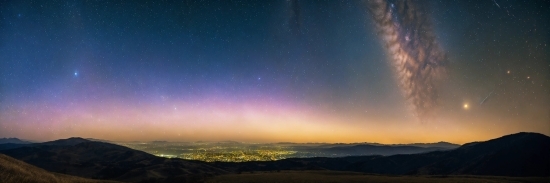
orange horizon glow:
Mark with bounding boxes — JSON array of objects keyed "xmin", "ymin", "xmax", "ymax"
[{"xmin": 1, "ymin": 97, "xmax": 548, "ymax": 145}]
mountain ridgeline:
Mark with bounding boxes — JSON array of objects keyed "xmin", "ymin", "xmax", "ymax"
[
  {"xmin": 0, "ymin": 138, "xmax": 33, "ymax": 144},
  {"xmin": 0, "ymin": 138, "xmax": 226, "ymax": 182},
  {"xmin": 0, "ymin": 132, "xmax": 548, "ymax": 183}
]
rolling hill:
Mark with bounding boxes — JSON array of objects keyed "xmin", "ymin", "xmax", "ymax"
[
  {"xmin": 0, "ymin": 138, "xmax": 226, "ymax": 182},
  {"xmin": 0, "ymin": 153, "xmax": 118, "ymax": 183}
]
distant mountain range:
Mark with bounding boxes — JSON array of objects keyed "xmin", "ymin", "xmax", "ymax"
[
  {"xmin": 277, "ymin": 141, "xmax": 460, "ymax": 149},
  {"xmin": 287, "ymin": 143, "xmax": 454, "ymax": 157},
  {"xmin": 0, "ymin": 138, "xmax": 33, "ymax": 144},
  {"xmin": 0, "ymin": 138, "xmax": 35, "ymax": 151},
  {"xmin": 0, "ymin": 132, "xmax": 548, "ymax": 182},
  {"xmin": 379, "ymin": 141, "xmax": 459, "ymax": 149},
  {"xmin": 323, "ymin": 144, "xmax": 448, "ymax": 156}
]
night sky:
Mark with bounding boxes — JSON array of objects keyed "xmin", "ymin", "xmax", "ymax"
[{"xmin": 0, "ymin": 0, "xmax": 548, "ymax": 144}]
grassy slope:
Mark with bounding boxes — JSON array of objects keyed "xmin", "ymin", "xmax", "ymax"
[
  {"xmin": 206, "ymin": 170, "xmax": 550, "ymax": 183},
  {"xmin": 0, "ymin": 154, "xmax": 118, "ymax": 183}
]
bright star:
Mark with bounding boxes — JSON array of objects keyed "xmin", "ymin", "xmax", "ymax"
[
  {"xmin": 463, "ymin": 104, "xmax": 469, "ymax": 110},
  {"xmin": 74, "ymin": 72, "xmax": 78, "ymax": 76}
]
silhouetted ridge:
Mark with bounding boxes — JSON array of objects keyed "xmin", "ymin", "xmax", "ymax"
[
  {"xmin": 458, "ymin": 132, "xmax": 549, "ymax": 150},
  {"xmin": 0, "ymin": 137, "xmax": 93, "ymax": 151},
  {"xmin": 0, "ymin": 138, "xmax": 32, "ymax": 144},
  {"xmin": 433, "ymin": 132, "xmax": 550, "ymax": 176},
  {"xmin": 41, "ymin": 137, "xmax": 91, "ymax": 146},
  {"xmin": 0, "ymin": 139, "xmax": 225, "ymax": 182}
]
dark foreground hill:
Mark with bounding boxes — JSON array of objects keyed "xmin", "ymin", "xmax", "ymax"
[
  {"xmin": 204, "ymin": 170, "xmax": 550, "ymax": 183},
  {"xmin": 0, "ymin": 153, "xmax": 118, "ymax": 183},
  {"xmin": 0, "ymin": 138, "xmax": 226, "ymax": 182},
  {"xmin": 215, "ymin": 132, "xmax": 550, "ymax": 177}
]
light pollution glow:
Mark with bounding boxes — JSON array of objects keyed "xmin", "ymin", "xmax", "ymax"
[{"xmin": 1, "ymin": 95, "xmax": 545, "ymax": 144}]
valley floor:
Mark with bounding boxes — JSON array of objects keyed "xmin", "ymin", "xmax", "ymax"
[{"xmin": 205, "ymin": 170, "xmax": 550, "ymax": 183}]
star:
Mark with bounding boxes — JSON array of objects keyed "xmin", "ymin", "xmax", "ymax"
[
  {"xmin": 74, "ymin": 72, "xmax": 78, "ymax": 76},
  {"xmin": 463, "ymin": 104, "xmax": 469, "ymax": 110}
]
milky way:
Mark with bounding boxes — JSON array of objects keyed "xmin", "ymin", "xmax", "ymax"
[{"xmin": 367, "ymin": 0, "xmax": 447, "ymax": 120}]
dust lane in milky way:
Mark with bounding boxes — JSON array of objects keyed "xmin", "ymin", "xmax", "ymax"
[{"xmin": 367, "ymin": 0, "xmax": 447, "ymax": 120}]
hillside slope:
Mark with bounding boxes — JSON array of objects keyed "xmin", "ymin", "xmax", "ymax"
[
  {"xmin": 0, "ymin": 153, "xmax": 118, "ymax": 183},
  {"xmin": 0, "ymin": 138, "xmax": 227, "ymax": 182}
]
